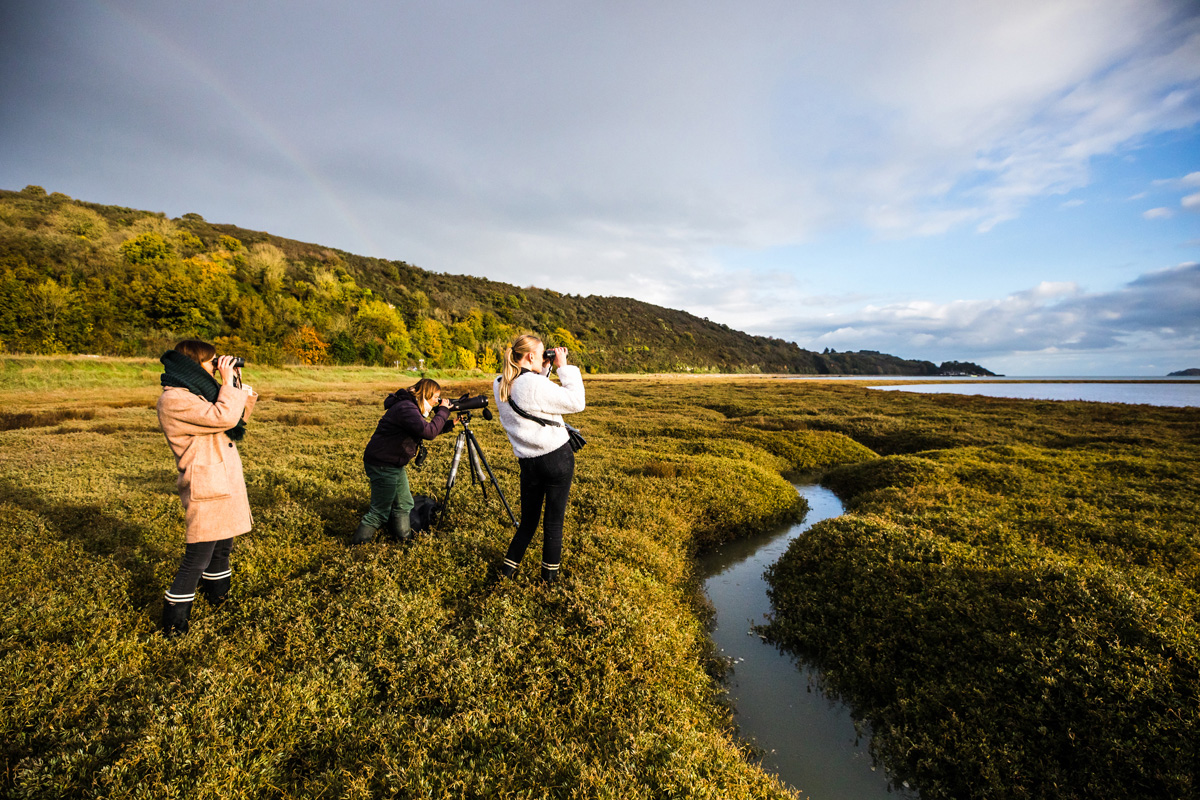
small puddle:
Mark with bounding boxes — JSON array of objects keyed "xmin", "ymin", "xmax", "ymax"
[{"xmin": 700, "ymin": 484, "xmax": 911, "ymax": 799}]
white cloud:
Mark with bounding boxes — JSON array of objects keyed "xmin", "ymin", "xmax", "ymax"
[
  {"xmin": 769, "ymin": 263, "xmax": 1200, "ymax": 365},
  {"xmin": 3, "ymin": 0, "xmax": 1198, "ymax": 377},
  {"xmin": 1147, "ymin": 173, "xmax": 1200, "ymax": 215},
  {"xmin": 62, "ymin": 0, "xmax": 1194, "ymax": 265},
  {"xmin": 1152, "ymin": 171, "xmax": 1200, "ymax": 188},
  {"xmin": 381, "ymin": 0, "xmax": 1195, "ymax": 286}
]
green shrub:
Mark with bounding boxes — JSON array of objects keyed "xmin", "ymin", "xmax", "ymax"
[{"xmin": 765, "ymin": 427, "xmax": 1200, "ymax": 799}]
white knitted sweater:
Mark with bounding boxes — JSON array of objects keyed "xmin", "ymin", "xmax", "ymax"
[{"xmin": 493, "ymin": 365, "xmax": 586, "ymax": 458}]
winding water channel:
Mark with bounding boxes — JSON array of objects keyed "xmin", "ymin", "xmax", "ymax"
[{"xmin": 700, "ymin": 484, "xmax": 913, "ymax": 799}]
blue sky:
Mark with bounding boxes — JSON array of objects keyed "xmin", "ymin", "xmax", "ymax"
[{"xmin": 2, "ymin": 0, "xmax": 1198, "ymax": 375}]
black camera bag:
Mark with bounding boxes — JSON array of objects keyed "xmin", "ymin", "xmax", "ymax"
[{"xmin": 409, "ymin": 494, "xmax": 443, "ymax": 533}]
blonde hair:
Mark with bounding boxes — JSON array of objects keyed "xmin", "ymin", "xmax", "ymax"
[
  {"xmin": 497, "ymin": 333, "xmax": 541, "ymax": 402},
  {"xmin": 406, "ymin": 378, "xmax": 442, "ymax": 411}
]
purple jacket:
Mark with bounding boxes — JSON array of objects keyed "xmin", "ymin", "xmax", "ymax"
[{"xmin": 363, "ymin": 391, "xmax": 454, "ymax": 467}]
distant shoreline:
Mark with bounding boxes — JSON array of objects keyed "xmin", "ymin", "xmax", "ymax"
[{"xmin": 2, "ymin": 354, "xmax": 1195, "ymax": 384}]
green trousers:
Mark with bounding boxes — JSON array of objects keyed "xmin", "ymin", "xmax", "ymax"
[{"xmin": 361, "ymin": 461, "xmax": 414, "ymax": 529}]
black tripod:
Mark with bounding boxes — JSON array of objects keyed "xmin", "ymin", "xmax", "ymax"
[{"xmin": 443, "ymin": 410, "xmax": 517, "ymax": 527}]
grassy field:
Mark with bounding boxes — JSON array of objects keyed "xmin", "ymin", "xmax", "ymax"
[
  {"xmin": 2, "ymin": 356, "xmax": 1196, "ymax": 799},
  {"xmin": 0, "ymin": 357, "xmax": 864, "ymax": 799}
]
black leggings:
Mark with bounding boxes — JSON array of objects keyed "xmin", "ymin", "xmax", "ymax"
[
  {"xmin": 504, "ymin": 442, "xmax": 574, "ymax": 573},
  {"xmin": 166, "ymin": 537, "xmax": 234, "ymax": 602}
]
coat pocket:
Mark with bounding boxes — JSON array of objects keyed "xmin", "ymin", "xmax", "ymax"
[{"xmin": 191, "ymin": 461, "xmax": 233, "ymax": 501}]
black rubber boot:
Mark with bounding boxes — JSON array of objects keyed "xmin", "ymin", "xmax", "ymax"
[
  {"xmin": 161, "ymin": 599, "xmax": 193, "ymax": 638},
  {"xmin": 351, "ymin": 521, "xmax": 378, "ymax": 545},
  {"xmin": 485, "ymin": 559, "xmax": 518, "ymax": 589},
  {"xmin": 388, "ymin": 512, "xmax": 413, "ymax": 542},
  {"xmin": 198, "ymin": 574, "xmax": 231, "ymax": 609},
  {"xmin": 540, "ymin": 563, "xmax": 561, "ymax": 584}
]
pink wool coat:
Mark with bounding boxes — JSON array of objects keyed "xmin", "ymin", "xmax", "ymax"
[{"xmin": 157, "ymin": 385, "xmax": 258, "ymax": 543}]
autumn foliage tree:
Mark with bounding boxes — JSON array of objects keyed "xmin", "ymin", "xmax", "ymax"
[
  {"xmin": 286, "ymin": 325, "xmax": 329, "ymax": 365},
  {"xmin": 0, "ymin": 185, "xmax": 973, "ymax": 375},
  {"xmin": 0, "ymin": 184, "xmax": 683, "ymax": 369}
]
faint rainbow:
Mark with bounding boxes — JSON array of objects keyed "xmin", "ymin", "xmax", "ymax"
[{"xmin": 97, "ymin": 1, "xmax": 382, "ymax": 255}]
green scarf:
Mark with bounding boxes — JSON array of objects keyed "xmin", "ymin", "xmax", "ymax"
[{"xmin": 160, "ymin": 350, "xmax": 247, "ymax": 441}]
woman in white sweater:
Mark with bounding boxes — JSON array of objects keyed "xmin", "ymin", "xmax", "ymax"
[{"xmin": 493, "ymin": 333, "xmax": 586, "ymax": 582}]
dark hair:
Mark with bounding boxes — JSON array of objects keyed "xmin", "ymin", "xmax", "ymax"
[{"xmin": 174, "ymin": 340, "xmax": 216, "ymax": 365}]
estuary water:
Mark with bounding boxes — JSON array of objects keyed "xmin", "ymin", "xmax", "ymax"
[
  {"xmin": 867, "ymin": 379, "xmax": 1200, "ymax": 407},
  {"xmin": 700, "ymin": 485, "xmax": 913, "ymax": 799}
]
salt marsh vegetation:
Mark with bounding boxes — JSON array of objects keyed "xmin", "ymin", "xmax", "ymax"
[{"xmin": 1, "ymin": 356, "xmax": 1195, "ymax": 799}]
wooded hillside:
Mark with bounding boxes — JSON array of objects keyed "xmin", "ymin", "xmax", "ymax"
[{"xmin": 0, "ymin": 185, "xmax": 994, "ymax": 375}]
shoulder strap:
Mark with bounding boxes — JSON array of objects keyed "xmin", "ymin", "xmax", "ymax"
[{"xmin": 507, "ymin": 393, "xmax": 564, "ymax": 428}]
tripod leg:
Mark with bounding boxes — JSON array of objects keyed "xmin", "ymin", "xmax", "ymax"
[
  {"xmin": 466, "ymin": 436, "xmax": 487, "ymax": 498},
  {"xmin": 444, "ymin": 431, "xmax": 467, "ymax": 509},
  {"xmin": 469, "ymin": 437, "xmax": 488, "ymax": 485},
  {"xmin": 466, "ymin": 429, "xmax": 518, "ymax": 528}
]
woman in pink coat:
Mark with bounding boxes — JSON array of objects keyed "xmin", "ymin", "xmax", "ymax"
[{"xmin": 157, "ymin": 340, "xmax": 258, "ymax": 636}]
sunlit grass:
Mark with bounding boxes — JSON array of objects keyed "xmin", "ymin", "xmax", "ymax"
[
  {"xmin": 766, "ymin": 395, "xmax": 1200, "ymax": 799},
  {"xmin": 1, "ymin": 361, "xmax": 854, "ymax": 799},
  {"xmin": 3, "ymin": 359, "xmax": 1197, "ymax": 799}
]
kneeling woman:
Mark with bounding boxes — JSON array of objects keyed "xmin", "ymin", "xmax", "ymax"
[
  {"xmin": 158, "ymin": 340, "xmax": 258, "ymax": 637},
  {"xmin": 494, "ymin": 333, "xmax": 586, "ymax": 582},
  {"xmin": 354, "ymin": 378, "xmax": 454, "ymax": 544}
]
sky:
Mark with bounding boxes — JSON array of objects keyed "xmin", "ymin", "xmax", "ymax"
[{"xmin": 2, "ymin": 0, "xmax": 1198, "ymax": 376}]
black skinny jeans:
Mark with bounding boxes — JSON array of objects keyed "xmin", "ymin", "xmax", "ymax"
[
  {"xmin": 504, "ymin": 442, "xmax": 574, "ymax": 572},
  {"xmin": 166, "ymin": 537, "xmax": 234, "ymax": 602}
]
